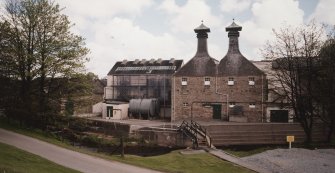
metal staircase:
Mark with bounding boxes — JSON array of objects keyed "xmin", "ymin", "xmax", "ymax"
[{"xmin": 178, "ymin": 120, "xmax": 215, "ymax": 149}]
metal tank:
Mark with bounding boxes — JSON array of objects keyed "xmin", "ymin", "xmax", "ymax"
[{"xmin": 129, "ymin": 98, "xmax": 160, "ymax": 119}]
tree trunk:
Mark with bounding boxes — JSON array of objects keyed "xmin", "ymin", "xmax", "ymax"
[
  {"xmin": 327, "ymin": 119, "xmax": 334, "ymax": 142},
  {"xmin": 120, "ymin": 136, "xmax": 124, "ymax": 158}
]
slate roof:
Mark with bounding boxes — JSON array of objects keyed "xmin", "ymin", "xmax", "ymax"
[
  {"xmin": 107, "ymin": 59, "xmax": 183, "ymax": 75},
  {"xmin": 174, "ymin": 56, "xmax": 218, "ymax": 77},
  {"xmin": 218, "ymin": 21, "xmax": 263, "ymax": 76},
  {"xmin": 218, "ymin": 53, "xmax": 264, "ymax": 76},
  {"xmin": 174, "ymin": 23, "xmax": 217, "ymax": 77}
]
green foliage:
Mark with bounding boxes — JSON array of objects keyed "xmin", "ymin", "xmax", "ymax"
[
  {"xmin": 0, "ymin": 142, "xmax": 80, "ymax": 173},
  {"xmin": 81, "ymin": 135, "xmax": 103, "ymax": 147},
  {"xmin": 65, "ymin": 99, "xmax": 74, "ymax": 116},
  {"xmin": 0, "ymin": 0, "xmax": 90, "ymax": 125},
  {"xmin": 68, "ymin": 117, "xmax": 88, "ymax": 132}
]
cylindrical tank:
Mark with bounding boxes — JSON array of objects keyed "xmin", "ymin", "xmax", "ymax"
[{"xmin": 129, "ymin": 98, "xmax": 160, "ymax": 118}]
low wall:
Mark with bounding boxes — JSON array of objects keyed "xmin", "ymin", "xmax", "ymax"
[
  {"xmin": 89, "ymin": 119, "xmax": 329, "ymax": 147},
  {"xmin": 135, "ymin": 127, "xmax": 192, "ymax": 147},
  {"xmin": 205, "ymin": 123, "xmax": 328, "ymax": 146}
]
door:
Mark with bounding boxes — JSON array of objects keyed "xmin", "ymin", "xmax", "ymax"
[
  {"xmin": 107, "ymin": 106, "xmax": 113, "ymax": 118},
  {"xmin": 270, "ymin": 110, "xmax": 288, "ymax": 122},
  {"xmin": 212, "ymin": 105, "xmax": 222, "ymax": 119}
]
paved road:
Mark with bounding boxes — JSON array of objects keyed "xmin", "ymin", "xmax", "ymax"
[{"xmin": 0, "ymin": 128, "xmax": 163, "ymax": 173}]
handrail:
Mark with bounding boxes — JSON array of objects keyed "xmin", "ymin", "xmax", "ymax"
[
  {"xmin": 179, "ymin": 120, "xmax": 214, "ymax": 149},
  {"xmin": 178, "ymin": 120, "xmax": 198, "ymax": 148}
]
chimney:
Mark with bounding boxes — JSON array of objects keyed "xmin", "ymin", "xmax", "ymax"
[
  {"xmin": 194, "ymin": 22, "xmax": 210, "ymax": 56},
  {"xmin": 226, "ymin": 19, "xmax": 242, "ymax": 54}
]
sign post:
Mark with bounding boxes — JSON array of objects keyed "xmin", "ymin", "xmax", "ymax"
[{"xmin": 286, "ymin": 136, "xmax": 295, "ymax": 149}]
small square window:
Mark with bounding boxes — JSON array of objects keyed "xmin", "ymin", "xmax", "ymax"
[
  {"xmin": 228, "ymin": 77, "xmax": 234, "ymax": 85},
  {"xmin": 249, "ymin": 103, "xmax": 256, "ymax": 108},
  {"xmin": 249, "ymin": 77, "xmax": 255, "ymax": 85},
  {"xmin": 181, "ymin": 77, "xmax": 188, "ymax": 86},
  {"xmin": 204, "ymin": 77, "xmax": 210, "ymax": 85},
  {"xmin": 183, "ymin": 102, "xmax": 189, "ymax": 107},
  {"xmin": 229, "ymin": 102, "xmax": 235, "ymax": 108}
]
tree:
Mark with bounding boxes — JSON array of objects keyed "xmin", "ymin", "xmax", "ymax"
[
  {"xmin": 316, "ymin": 27, "xmax": 335, "ymax": 142},
  {"xmin": 0, "ymin": 21, "xmax": 19, "ymax": 109},
  {"xmin": 262, "ymin": 21, "xmax": 325, "ymax": 143},
  {"xmin": 0, "ymin": 0, "xmax": 89, "ymax": 125}
]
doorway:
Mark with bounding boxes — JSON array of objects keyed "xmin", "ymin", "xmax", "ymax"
[
  {"xmin": 212, "ymin": 104, "xmax": 222, "ymax": 119},
  {"xmin": 107, "ymin": 106, "xmax": 113, "ymax": 118},
  {"xmin": 270, "ymin": 110, "xmax": 288, "ymax": 122}
]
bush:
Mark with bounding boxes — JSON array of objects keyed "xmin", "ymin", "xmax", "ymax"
[{"xmin": 81, "ymin": 135, "xmax": 102, "ymax": 147}]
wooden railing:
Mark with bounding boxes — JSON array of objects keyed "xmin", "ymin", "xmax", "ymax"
[{"xmin": 178, "ymin": 120, "xmax": 214, "ymax": 149}]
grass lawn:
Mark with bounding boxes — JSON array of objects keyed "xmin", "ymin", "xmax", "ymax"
[
  {"xmin": 112, "ymin": 151, "xmax": 254, "ymax": 173},
  {"xmin": 0, "ymin": 119, "xmax": 254, "ymax": 173},
  {"xmin": 0, "ymin": 142, "xmax": 80, "ymax": 173}
]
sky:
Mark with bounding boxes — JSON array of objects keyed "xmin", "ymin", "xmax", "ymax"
[{"xmin": 5, "ymin": 0, "xmax": 335, "ymax": 78}]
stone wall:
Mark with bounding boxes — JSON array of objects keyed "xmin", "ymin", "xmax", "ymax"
[{"xmin": 172, "ymin": 75, "xmax": 266, "ymax": 122}]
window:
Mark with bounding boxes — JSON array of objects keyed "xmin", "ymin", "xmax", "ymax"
[
  {"xmin": 204, "ymin": 77, "xmax": 210, "ymax": 86},
  {"xmin": 249, "ymin": 77, "xmax": 255, "ymax": 85},
  {"xmin": 249, "ymin": 103, "xmax": 256, "ymax": 108},
  {"xmin": 183, "ymin": 102, "xmax": 189, "ymax": 107},
  {"xmin": 228, "ymin": 77, "xmax": 234, "ymax": 85},
  {"xmin": 181, "ymin": 77, "xmax": 188, "ymax": 86},
  {"xmin": 229, "ymin": 102, "xmax": 235, "ymax": 108}
]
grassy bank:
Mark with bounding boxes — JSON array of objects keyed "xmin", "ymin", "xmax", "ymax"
[
  {"xmin": 0, "ymin": 119, "xmax": 254, "ymax": 173},
  {"xmin": 113, "ymin": 151, "xmax": 253, "ymax": 173},
  {"xmin": 0, "ymin": 142, "xmax": 79, "ymax": 173}
]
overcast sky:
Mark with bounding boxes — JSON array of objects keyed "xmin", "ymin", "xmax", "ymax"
[{"xmin": 51, "ymin": 0, "xmax": 333, "ymax": 77}]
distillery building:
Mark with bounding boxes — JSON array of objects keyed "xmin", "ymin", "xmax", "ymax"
[{"xmin": 172, "ymin": 21, "xmax": 266, "ymax": 122}]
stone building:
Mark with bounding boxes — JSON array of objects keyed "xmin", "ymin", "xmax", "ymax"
[{"xmin": 172, "ymin": 21, "xmax": 266, "ymax": 122}]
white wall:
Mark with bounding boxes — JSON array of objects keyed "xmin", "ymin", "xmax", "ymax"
[{"xmin": 102, "ymin": 103, "xmax": 129, "ymax": 120}]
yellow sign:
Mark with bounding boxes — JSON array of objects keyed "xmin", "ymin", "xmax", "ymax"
[{"xmin": 287, "ymin": 136, "xmax": 295, "ymax": 142}]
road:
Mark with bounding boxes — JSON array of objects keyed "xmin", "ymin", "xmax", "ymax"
[{"xmin": 0, "ymin": 128, "xmax": 163, "ymax": 173}]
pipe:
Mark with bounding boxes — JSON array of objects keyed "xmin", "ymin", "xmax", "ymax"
[
  {"xmin": 261, "ymin": 74, "xmax": 264, "ymax": 122},
  {"xmin": 215, "ymin": 76, "xmax": 229, "ymax": 120},
  {"xmin": 173, "ymin": 76, "xmax": 176, "ymax": 122}
]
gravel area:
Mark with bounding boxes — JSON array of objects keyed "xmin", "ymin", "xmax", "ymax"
[{"xmin": 242, "ymin": 148, "xmax": 335, "ymax": 173}]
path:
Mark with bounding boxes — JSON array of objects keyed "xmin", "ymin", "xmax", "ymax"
[{"xmin": 0, "ymin": 128, "xmax": 163, "ymax": 173}]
